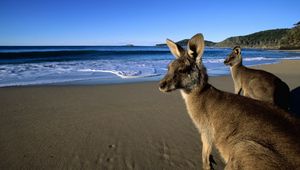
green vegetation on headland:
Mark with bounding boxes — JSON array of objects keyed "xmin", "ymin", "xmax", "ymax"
[
  {"xmin": 156, "ymin": 21, "xmax": 300, "ymax": 50},
  {"xmin": 216, "ymin": 29, "xmax": 289, "ymax": 49},
  {"xmin": 280, "ymin": 22, "xmax": 300, "ymax": 49}
]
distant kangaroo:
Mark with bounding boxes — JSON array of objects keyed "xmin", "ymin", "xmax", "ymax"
[
  {"xmin": 224, "ymin": 46, "xmax": 290, "ymax": 110},
  {"xmin": 159, "ymin": 33, "xmax": 300, "ymax": 169}
]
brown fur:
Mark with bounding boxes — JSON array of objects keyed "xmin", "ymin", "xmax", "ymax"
[
  {"xmin": 159, "ymin": 34, "xmax": 300, "ymax": 170},
  {"xmin": 224, "ymin": 46, "xmax": 290, "ymax": 110}
]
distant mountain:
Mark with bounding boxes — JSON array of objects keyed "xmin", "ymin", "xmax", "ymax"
[
  {"xmin": 216, "ymin": 29, "xmax": 290, "ymax": 49},
  {"xmin": 156, "ymin": 21, "xmax": 300, "ymax": 50},
  {"xmin": 156, "ymin": 40, "xmax": 217, "ymax": 47},
  {"xmin": 279, "ymin": 24, "xmax": 300, "ymax": 49}
]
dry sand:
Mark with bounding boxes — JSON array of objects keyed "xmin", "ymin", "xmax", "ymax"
[{"xmin": 0, "ymin": 60, "xmax": 299, "ymax": 170}]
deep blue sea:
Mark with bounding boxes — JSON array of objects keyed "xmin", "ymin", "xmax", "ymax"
[{"xmin": 0, "ymin": 46, "xmax": 300, "ymax": 87}]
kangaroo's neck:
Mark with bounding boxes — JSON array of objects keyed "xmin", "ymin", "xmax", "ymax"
[
  {"xmin": 230, "ymin": 63, "xmax": 244, "ymax": 81},
  {"xmin": 180, "ymin": 83, "xmax": 212, "ymax": 116}
]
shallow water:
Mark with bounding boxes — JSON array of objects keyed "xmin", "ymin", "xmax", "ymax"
[{"xmin": 0, "ymin": 46, "xmax": 300, "ymax": 87}]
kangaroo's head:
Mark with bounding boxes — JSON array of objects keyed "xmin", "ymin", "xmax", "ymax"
[
  {"xmin": 159, "ymin": 33, "xmax": 208, "ymax": 93},
  {"xmin": 224, "ymin": 46, "xmax": 242, "ymax": 66}
]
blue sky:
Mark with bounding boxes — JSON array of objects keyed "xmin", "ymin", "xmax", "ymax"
[{"xmin": 0, "ymin": 0, "xmax": 299, "ymax": 45}]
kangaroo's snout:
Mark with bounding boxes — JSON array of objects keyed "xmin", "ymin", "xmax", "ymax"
[
  {"xmin": 159, "ymin": 77, "xmax": 175, "ymax": 93},
  {"xmin": 159, "ymin": 80, "xmax": 167, "ymax": 90},
  {"xmin": 224, "ymin": 57, "xmax": 232, "ymax": 66}
]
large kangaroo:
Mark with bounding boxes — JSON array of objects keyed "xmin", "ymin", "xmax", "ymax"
[
  {"xmin": 159, "ymin": 33, "xmax": 300, "ymax": 169},
  {"xmin": 224, "ymin": 46, "xmax": 290, "ymax": 110}
]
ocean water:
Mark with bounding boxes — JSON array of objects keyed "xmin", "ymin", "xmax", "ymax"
[{"xmin": 0, "ymin": 46, "xmax": 300, "ymax": 87}]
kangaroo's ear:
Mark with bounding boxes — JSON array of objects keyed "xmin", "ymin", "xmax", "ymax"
[
  {"xmin": 166, "ymin": 39, "xmax": 185, "ymax": 58},
  {"xmin": 233, "ymin": 46, "xmax": 241, "ymax": 55},
  {"xmin": 187, "ymin": 33, "xmax": 205, "ymax": 63}
]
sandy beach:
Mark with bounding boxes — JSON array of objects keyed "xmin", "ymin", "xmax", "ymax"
[{"xmin": 0, "ymin": 60, "xmax": 299, "ymax": 170}]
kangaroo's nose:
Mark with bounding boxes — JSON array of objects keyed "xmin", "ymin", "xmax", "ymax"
[
  {"xmin": 224, "ymin": 59, "xmax": 228, "ymax": 64},
  {"xmin": 159, "ymin": 81, "xmax": 167, "ymax": 89}
]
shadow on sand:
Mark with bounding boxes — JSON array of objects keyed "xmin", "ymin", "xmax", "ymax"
[{"xmin": 290, "ymin": 86, "xmax": 300, "ymax": 117}]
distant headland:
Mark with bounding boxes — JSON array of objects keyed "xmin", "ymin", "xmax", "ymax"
[
  {"xmin": 156, "ymin": 21, "xmax": 300, "ymax": 50},
  {"xmin": 124, "ymin": 44, "xmax": 134, "ymax": 47}
]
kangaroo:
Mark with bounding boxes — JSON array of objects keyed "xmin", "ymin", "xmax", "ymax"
[
  {"xmin": 159, "ymin": 33, "xmax": 300, "ymax": 170},
  {"xmin": 224, "ymin": 46, "xmax": 290, "ymax": 110}
]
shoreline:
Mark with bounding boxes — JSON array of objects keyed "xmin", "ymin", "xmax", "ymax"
[
  {"xmin": 269, "ymin": 49, "xmax": 300, "ymax": 52},
  {"xmin": 1, "ymin": 59, "xmax": 299, "ymax": 88}
]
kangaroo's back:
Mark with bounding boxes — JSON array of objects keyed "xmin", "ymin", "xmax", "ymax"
[
  {"xmin": 240, "ymin": 66, "xmax": 290, "ymax": 110},
  {"xmin": 192, "ymin": 85, "xmax": 300, "ymax": 169},
  {"xmin": 218, "ymin": 88, "xmax": 300, "ymax": 169}
]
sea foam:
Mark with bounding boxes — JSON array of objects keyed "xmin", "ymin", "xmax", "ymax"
[{"xmin": 0, "ymin": 46, "xmax": 299, "ymax": 87}]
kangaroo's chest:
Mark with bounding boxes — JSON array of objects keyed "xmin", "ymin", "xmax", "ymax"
[
  {"xmin": 230, "ymin": 67, "xmax": 241, "ymax": 83},
  {"xmin": 180, "ymin": 91, "xmax": 210, "ymax": 131},
  {"xmin": 180, "ymin": 90, "xmax": 233, "ymax": 163}
]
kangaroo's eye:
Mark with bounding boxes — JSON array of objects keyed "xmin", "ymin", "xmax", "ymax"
[{"xmin": 178, "ymin": 68, "xmax": 185, "ymax": 73}]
